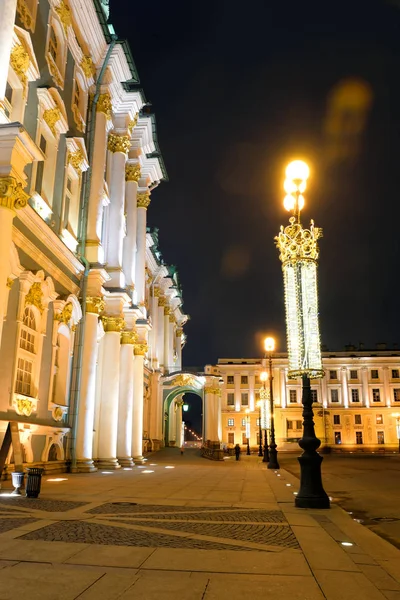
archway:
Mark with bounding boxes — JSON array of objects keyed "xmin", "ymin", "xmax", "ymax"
[
  {"xmin": 163, "ymin": 386, "xmax": 203, "ymax": 448},
  {"xmin": 181, "ymin": 393, "xmax": 202, "ymax": 448}
]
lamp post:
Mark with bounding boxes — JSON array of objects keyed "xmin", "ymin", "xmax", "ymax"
[
  {"xmin": 392, "ymin": 413, "xmax": 400, "ymax": 453},
  {"xmin": 245, "ymin": 408, "xmax": 251, "ymax": 455},
  {"xmin": 259, "ymin": 370, "xmax": 270, "ymax": 463},
  {"xmin": 257, "ymin": 399, "xmax": 263, "ymax": 457},
  {"xmin": 275, "ymin": 160, "xmax": 329, "ymax": 509},
  {"xmin": 264, "ymin": 337, "xmax": 280, "ymax": 469}
]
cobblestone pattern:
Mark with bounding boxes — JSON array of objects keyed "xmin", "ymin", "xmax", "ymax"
[
  {"xmin": 0, "ymin": 517, "xmax": 37, "ymax": 533},
  {"xmin": 0, "ymin": 498, "xmax": 88, "ymax": 512},
  {"xmin": 87, "ymin": 503, "xmax": 250, "ymax": 515},
  {"xmin": 113, "ymin": 519, "xmax": 299, "ymax": 549},
  {"xmin": 20, "ymin": 521, "xmax": 258, "ymax": 551}
]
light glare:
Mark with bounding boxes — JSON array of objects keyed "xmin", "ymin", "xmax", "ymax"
[
  {"xmin": 264, "ymin": 337, "xmax": 275, "ymax": 352},
  {"xmin": 283, "ymin": 194, "xmax": 295, "ymax": 211},
  {"xmin": 286, "ymin": 160, "xmax": 310, "ymax": 181}
]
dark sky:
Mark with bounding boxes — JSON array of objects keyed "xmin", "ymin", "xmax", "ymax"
[{"xmin": 111, "ymin": 0, "xmax": 400, "ymax": 367}]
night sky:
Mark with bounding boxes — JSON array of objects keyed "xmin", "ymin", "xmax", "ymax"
[{"xmin": 111, "ymin": 0, "xmax": 400, "ymax": 367}]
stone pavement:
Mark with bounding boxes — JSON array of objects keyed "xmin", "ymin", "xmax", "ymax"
[{"xmin": 0, "ymin": 449, "xmax": 398, "ymax": 599}]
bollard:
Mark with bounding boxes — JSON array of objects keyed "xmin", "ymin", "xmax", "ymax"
[{"xmin": 26, "ymin": 468, "xmax": 44, "ymax": 498}]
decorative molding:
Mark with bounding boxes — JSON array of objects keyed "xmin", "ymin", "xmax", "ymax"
[
  {"xmin": 96, "ymin": 93, "xmax": 112, "ymax": 119},
  {"xmin": 171, "ymin": 374, "xmax": 196, "ymax": 388},
  {"xmin": 6, "ymin": 278, "xmax": 14, "ymax": 289},
  {"xmin": 17, "ymin": 0, "xmax": 35, "ymax": 31},
  {"xmin": 13, "ymin": 397, "xmax": 34, "ymax": 417},
  {"xmin": 25, "ymin": 282, "xmax": 44, "ymax": 313},
  {"xmin": 10, "ymin": 44, "xmax": 30, "ymax": 87},
  {"xmin": 121, "ymin": 330, "xmax": 138, "ymax": 345},
  {"xmin": 176, "ymin": 328, "xmax": 183, "ymax": 337},
  {"xmin": 275, "ymin": 217, "xmax": 322, "ymax": 264},
  {"xmin": 125, "ymin": 163, "xmax": 141, "ymax": 182},
  {"xmin": 164, "ymin": 306, "xmax": 171, "ymax": 316},
  {"xmin": 158, "ymin": 295, "xmax": 166, "ymax": 307},
  {"xmin": 55, "ymin": 302, "xmax": 72, "ymax": 325},
  {"xmin": 101, "ymin": 316, "xmax": 125, "ymax": 332},
  {"xmin": 0, "ymin": 177, "xmax": 29, "ymax": 212},
  {"xmin": 43, "ymin": 107, "xmax": 61, "ymax": 136},
  {"xmin": 80, "ymin": 55, "xmax": 95, "ymax": 78},
  {"xmin": 68, "ymin": 149, "xmax": 84, "ymax": 172},
  {"xmin": 85, "ymin": 296, "xmax": 105, "ymax": 315},
  {"xmin": 55, "ymin": 0, "xmax": 72, "ymax": 33},
  {"xmin": 169, "ymin": 314, "xmax": 176, "ymax": 323},
  {"xmin": 137, "ymin": 191, "xmax": 151, "ymax": 209},
  {"xmin": 153, "ymin": 287, "xmax": 161, "ymax": 297},
  {"xmin": 204, "ymin": 386, "xmax": 222, "ymax": 396},
  {"xmin": 52, "ymin": 406, "xmax": 64, "ymax": 421},
  {"xmin": 127, "ymin": 115, "xmax": 138, "ymax": 133},
  {"xmin": 107, "ymin": 132, "xmax": 131, "ymax": 154},
  {"xmin": 134, "ymin": 343, "xmax": 148, "ymax": 356}
]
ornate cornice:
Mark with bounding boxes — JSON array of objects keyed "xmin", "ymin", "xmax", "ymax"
[
  {"xmin": 275, "ymin": 217, "xmax": 322, "ymax": 265},
  {"xmin": 121, "ymin": 330, "xmax": 138, "ymax": 345},
  {"xmin": 158, "ymin": 296, "xmax": 166, "ymax": 307},
  {"xmin": 125, "ymin": 163, "xmax": 141, "ymax": 182},
  {"xmin": 134, "ymin": 342, "xmax": 148, "ymax": 356},
  {"xmin": 25, "ymin": 282, "xmax": 44, "ymax": 313},
  {"xmin": 68, "ymin": 150, "xmax": 84, "ymax": 172},
  {"xmin": 55, "ymin": 0, "xmax": 72, "ymax": 33},
  {"xmin": 96, "ymin": 93, "xmax": 112, "ymax": 119},
  {"xmin": 85, "ymin": 296, "xmax": 104, "ymax": 315},
  {"xmin": 137, "ymin": 191, "xmax": 151, "ymax": 209},
  {"xmin": 164, "ymin": 306, "xmax": 171, "ymax": 316},
  {"xmin": 108, "ymin": 133, "xmax": 131, "ymax": 154},
  {"xmin": 128, "ymin": 115, "xmax": 138, "ymax": 133},
  {"xmin": 171, "ymin": 374, "xmax": 195, "ymax": 387},
  {"xmin": 101, "ymin": 316, "xmax": 125, "ymax": 332},
  {"xmin": 10, "ymin": 44, "xmax": 30, "ymax": 87},
  {"xmin": 80, "ymin": 55, "xmax": 95, "ymax": 78},
  {"xmin": 55, "ymin": 302, "xmax": 72, "ymax": 325},
  {"xmin": 0, "ymin": 177, "xmax": 29, "ymax": 212},
  {"xmin": 204, "ymin": 386, "xmax": 222, "ymax": 396},
  {"xmin": 43, "ymin": 108, "xmax": 61, "ymax": 136},
  {"xmin": 153, "ymin": 287, "xmax": 161, "ymax": 297}
]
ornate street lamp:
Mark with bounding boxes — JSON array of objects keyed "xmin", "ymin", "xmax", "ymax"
[
  {"xmin": 245, "ymin": 409, "xmax": 251, "ymax": 455},
  {"xmin": 275, "ymin": 160, "xmax": 329, "ymax": 508},
  {"xmin": 259, "ymin": 370, "xmax": 270, "ymax": 463},
  {"xmin": 392, "ymin": 413, "xmax": 400, "ymax": 454},
  {"xmin": 264, "ymin": 337, "xmax": 280, "ymax": 469}
]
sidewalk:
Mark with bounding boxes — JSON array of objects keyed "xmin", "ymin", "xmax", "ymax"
[{"xmin": 0, "ymin": 448, "xmax": 398, "ymax": 599}]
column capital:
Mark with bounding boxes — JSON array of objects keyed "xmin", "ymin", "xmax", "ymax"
[
  {"xmin": 152, "ymin": 286, "xmax": 161, "ymax": 297},
  {"xmin": 54, "ymin": 302, "xmax": 73, "ymax": 325},
  {"xmin": 204, "ymin": 386, "xmax": 221, "ymax": 396},
  {"xmin": 121, "ymin": 330, "xmax": 138, "ymax": 345},
  {"xmin": 101, "ymin": 316, "xmax": 125, "ymax": 332},
  {"xmin": 158, "ymin": 295, "xmax": 167, "ymax": 307},
  {"xmin": 108, "ymin": 132, "xmax": 131, "ymax": 154},
  {"xmin": 176, "ymin": 328, "xmax": 183, "ymax": 337},
  {"xmin": 68, "ymin": 150, "xmax": 85, "ymax": 172},
  {"xmin": 0, "ymin": 177, "xmax": 29, "ymax": 211},
  {"xmin": 125, "ymin": 163, "xmax": 141, "ymax": 182},
  {"xmin": 127, "ymin": 114, "xmax": 138, "ymax": 133},
  {"xmin": 164, "ymin": 306, "xmax": 171, "ymax": 316},
  {"xmin": 169, "ymin": 314, "xmax": 176, "ymax": 323},
  {"xmin": 86, "ymin": 296, "xmax": 105, "ymax": 315},
  {"xmin": 134, "ymin": 342, "xmax": 148, "ymax": 356},
  {"xmin": 96, "ymin": 93, "xmax": 112, "ymax": 119},
  {"xmin": 137, "ymin": 191, "xmax": 151, "ymax": 209}
]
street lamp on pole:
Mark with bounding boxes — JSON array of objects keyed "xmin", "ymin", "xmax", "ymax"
[
  {"xmin": 274, "ymin": 159, "xmax": 329, "ymax": 509},
  {"xmin": 245, "ymin": 409, "xmax": 251, "ymax": 455},
  {"xmin": 257, "ymin": 398, "xmax": 263, "ymax": 457},
  {"xmin": 259, "ymin": 370, "xmax": 270, "ymax": 463},
  {"xmin": 264, "ymin": 337, "xmax": 279, "ymax": 469},
  {"xmin": 392, "ymin": 413, "xmax": 400, "ymax": 453}
]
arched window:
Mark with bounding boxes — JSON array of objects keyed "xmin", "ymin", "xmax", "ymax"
[{"xmin": 15, "ymin": 307, "xmax": 37, "ymax": 396}]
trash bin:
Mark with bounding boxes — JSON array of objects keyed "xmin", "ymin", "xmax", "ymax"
[{"xmin": 26, "ymin": 468, "xmax": 44, "ymax": 498}]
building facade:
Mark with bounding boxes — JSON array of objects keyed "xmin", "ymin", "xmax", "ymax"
[
  {"xmin": 0, "ymin": 0, "xmax": 187, "ymax": 474},
  {"xmin": 216, "ymin": 348, "xmax": 400, "ymax": 453}
]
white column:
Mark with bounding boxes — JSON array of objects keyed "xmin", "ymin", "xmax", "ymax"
[
  {"xmin": 175, "ymin": 328, "xmax": 183, "ymax": 370},
  {"xmin": 149, "ymin": 371, "xmax": 162, "ymax": 442},
  {"xmin": 280, "ymin": 368, "xmax": 287, "ymax": 408},
  {"xmin": 168, "ymin": 318, "xmax": 175, "ymax": 371},
  {"xmin": 132, "ymin": 343, "xmax": 147, "ymax": 461},
  {"xmin": 341, "ymin": 367, "xmax": 349, "ymax": 408},
  {"xmin": 204, "ymin": 387, "xmax": 220, "ymax": 442},
  {"xmin": 122, "ymin": 163, "xmax": 140, "ymax": 296},
  {"xmin": 249, "ymin": 373, "xmax": 255, "ymax": 411},
  {"xmin": 0, "ymin": 0, "xmax": 17, "ymax": 101},
  {"xmin": 97, "ymin": 317, "xmax": 124, "ymax": 469},
  {"xmin": 361, "ymin": 366, "xmax": 369, "ymax": 407},
  {"xmin": 383, "ymin": 367, "xmax": 391, "ymax": 407},
  {"xmin": 169, "ymin": 401, "xmax": 177, "ymax": 444},
  {"xmin": 75, "ymin": 298, "xmax": 103, "ymax": 472},
  {"xmin": 86, "ymin": 98, "xmax": 110, "ymax": 262},
  {"xmin": 105, "ymin": 133, "xmax": 129, "ymax": 288},
  {"xmin": 117, "ymin": 332, "xmax": 136, "ymax": 466},
  {"xmin": 321, "ymin": 375, "xmax": 328, "ymax": 408},
  {"xmin": 157, "ymin": 297, "xmax": 165, "ymax": 367},
  {"xmin": 217, "ymin": 393, "xmax": 222, "ymax": 441},
  {"xmin": 135, "ymin": 190, "xmax": 150, "ymax": 309},
  {"xmin": 176, "ymin": 403, "xmax": 183, "ymax": 447},
  {"xmin": 234, "ymin": 373, "xmax": 241, "ymax": 411},
  {"xmin": 164, "ymin": 309, "xmax": 170, "ymax": 371},
  {"xmin": 150, "ymin": 290, "xmax": 159, "ymax": 368}
]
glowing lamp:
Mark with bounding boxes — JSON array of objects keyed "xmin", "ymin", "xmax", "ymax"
[
  {"xmin": 283, "ymin": 194, "xmax": 295, "ymax": 211},
  {"xmin": 285, "ymin": 160, "xmax": 310, "ymax": 182},
  {"xmin": 259, "ymin": 371, "xmax": 268, "ymax": 382},
  {"xmin": 183, "ymin": 403, "xmax": 189, "ymax": 412},
  {"xmin": 264, "ymin": 337, "xmax": 275, "ymax": 353}
]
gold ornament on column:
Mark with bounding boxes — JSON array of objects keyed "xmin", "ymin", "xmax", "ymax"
[
  {"xmin": 121, "ymin": 330, "xmax": 138, "ymax": 345},
  {"xmin": 107, "ymin": 133, "xmax": 131, "ymax": 154},
  {"xmin": 176, "ymin": 328, "xmax": 183, "ymax": 337},
  {"xmin": 10, "ymin": 44, "xmax": 30, "ymax": 87},
  {"xmin": 101, "ymin": 316, "xmax": 125, "ymax": 332},
  {"xmin": 17, "ymin": 0, "xmax": 34, "ymax": 31},
  {"xmin": 25, "ymin": 282, "xmax": 44, "ymax": 313},
  {"xmin": 137, "ymin": 191, "xmax": 151, "ymax": 209},
  {"xmin": 0, "ymin": 177, "xmax": 29, "ymax": 211},
  {"xmin": 125, "ymin": 163, "xmax": 141, "ymax": 182},
  {"xmin": 6, "ymin": 278, "xmax": 14, "ymax": 289},
  {"xmin": 68, "ymin": 150, "xmax": 84, "ymax": 172},
  {"xmin": 96, "ymin": 93, "xmax": 112, "ymax": 119},
  {"xmin": 85, "ymin": 296, "xmax": 105, "ymax": 315},
  {"xmin": 55, "ymin": 0, "xmax": 72, "ymax": 33},
  {"xmin": 80, "ymin": 55, "xmax": 95, "ymax": 78},
  {"xmin": 134, "ymin": 342, "xmax": 148, "ymax": 356},
  {"xmin": 164, "ymin": 306, "xmax": 171, "ymax": 316},
  {"xmin": 127, "ymin": 114, "xmax": 138, "ymax": 133},
  {"xmin": 55, "ymin": 302, "xmax": 73, "ymax": 325},
  {"xmin": 43, "ymin": 108, "xmax": 61, "ymax": 136},
  {"xmin": 169, "ymin": 314, "xmax": 175, "ymax": 323},
  {"xmin": 158, "ymin": 295, "xmax": 166, "ymax": 307},
  {"xmin": 204, "ymin": 386, "xmax": 222, "ymax": 396}
]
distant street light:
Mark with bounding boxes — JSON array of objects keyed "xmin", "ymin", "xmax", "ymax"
[
  {"xmin": 392, "ymin": 412, "xmax": 400, "ymax": 454},
  {"xmin": 183, "ymin": 403, "xmax": 189, "ymax": 412},
  {"xmin": 264, "ymin": 337, "xmax": 279, "ymax": 470},
  {"xmin": 245, "ymin": 409, "xmax": 251, "ymax": 455},
  {"xmin": 274, "ymin": 159, "xmax": 329, "ymax": 509}
]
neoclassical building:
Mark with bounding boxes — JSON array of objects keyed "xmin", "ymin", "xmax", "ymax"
[
  {"xmin": 0, "ymin": 0, "xmax": 187, "ymax": 473},
  {"xmin": 217, "ymin": 346, "xmax": 400, "ymax": 453}
]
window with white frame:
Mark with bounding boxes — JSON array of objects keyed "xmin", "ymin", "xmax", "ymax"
[
  {"xmin": 350, "ymin": 370, "xmax": 358, "ymax": 380},
  {"xmin": 289, "ymin": 389, "xmax": 297, "ymax": 403},
  {"xmin": 46, "ymin": 18, "xmax": 66, "ymax": 87},
  {"xmin": 2, "ymin": 81, "xmax": 13, "ymax": 119},
  {"xmin": 227, "ymin": 393, "xmax": 234, "ymax": 406},
  {"xmin": 71, "ymin": 70, "xmax": 87, "ymax": 132},
  {"xmin": 241, "ymin": 392, "xmax": 248, "ymax": 406},
  {"xmin": 372, "ymin": 389, "xmax": 381, "ymax": 402},
  {"xmin": 241, "ymin": 375, "xmax": 248, "ymax": 385},
  {"xmin": 52, "ymin": 326, "xmax": 71, "ymax": 405},
  {"xmin": 61, "ymin": 162, "xmax": 81, "ymax": 251},
  {"xmin": 227, "ymin": 375, "xmax": 234, "ymax": 384},
  {"xmin": 227, "ymin": 418, "xmax": 234, "ymax": 426},
  {"xmin": 15, "ymin": 307, "xmax": 38, "ymax": 397},
  {"xmin": 371, "ymin": 369, "xmax": 379, "ymax": 379},
  {"xmin": 330, "ymin": 389, "xmax": 339, "ymax": 403},
  {"xmin": 329, "ymin": 370, "xmax": 337, "ymax": 380},
  {"xmin": 394, "ymin": 389, "xmax": 400, "ymax": 402},
  {"xmin": 351, "ymin": 388, "xmax": 360, "ymax": 403}
]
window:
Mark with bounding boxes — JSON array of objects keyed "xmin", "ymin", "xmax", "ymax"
[
  {"xmin": 350, "ymin": 370, "xmax": 358, "ymax": 379},
  {"xmin": 377, "ymin": 431, "xmax": 385, "ymax": 445},
  {"xmin": 242, "ymin": 433, "xmax": 247, "ymax": 444},
  {"xmin": 372, "ymin": 389, "xmax": 381, "ymax": 403},
  {"xmin": 354, "ymin": 414, "xmax": 362, "ymax": 425},
  {"xmin": 3, "ymin": 81, "xmax": 13, "ymax": 118},
  {"xmin": 241, "ymin": 419, "xmax": 246, "ymax": 426},
  {"xmin": 296, "ymin": 420, "xmax": 302, "ymax": 430},
  {"xmin": 241, "ymin": 375, "xmax": 248, "ymax": 385},
  {"xmin": 227, "ymin": 375, "xmax": 234, "ymax": 384},
  {"xmin": 289, "ymin": 389, "xmax": 297, "ymax": 403},
  {"xmin": 15, "ymin": 307, "xmax": 38, "ymax": 397},
  {"xmin": 330, "ymin": 370, "xmax": 337, "ymax": 380},
  {"xmin": 371, "ymin": 369, "xmax": 379, "ymax": 379},
  {"xmin": 394, "ymin": 389, "xmax": 400, "ymax": 402},
  {"xmin": 311, "ymin": 389, "xmax": 318, "ymax": 403},
  {"xmin": 35, "ymin": 135, "xmax": 47, "ymax": 195},
  {"xmin": 351, "ymin": 389, "xmax": 360, "ymax": 403},
  {"xmin": 227, "ymin": 418, "xmax": 234, "ymax": 427},
  {"xmin": 46, "ymin": 19, "xmax": 66, "ymax": 87},
  {"xmin": 228, "ymin": 432, "xmax": 234, "ymax": 445},
  {"xmin": 333, "ymin": 414, "xmax": 340, "ymax": 425},
  {"xmin": 356, "ymin": 431, "xmax": 363, "ymax": 444},
  {"xmin": 48, "ymin": 25, "xmax": 58, "ymax": 62},
  {"xmin": 241, "ymin": 392, "xmax": 248, "ymax": 406},
  {"xmin": 15, "ymin": 358, "xmax": 33, "ymax": 396},
  {"xmin": 330, "ymin": 389, "xmax": 339, "ymax": 403},
  {"xmin": 392, "ymin": 369, "xmax": 399, "ymax": 379},
  {"xmin": 227, "ymin": 393, "xmax": 234, "ymax": 406},
  {"xmin": 287, "ymin": 420, "xmax": 293, "ymax": 430},
  {"xmin": 334, "ymin": 432, "xmax": 342, "ymax": 445}
]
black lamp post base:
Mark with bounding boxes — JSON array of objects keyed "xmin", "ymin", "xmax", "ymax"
[
  {"xmin": 295, "ymin": 452, "xmax": 330, "ymax": 509},
  {"xmin": 267, "ymin": 444, "xmax": 279, "ymax": 470}
]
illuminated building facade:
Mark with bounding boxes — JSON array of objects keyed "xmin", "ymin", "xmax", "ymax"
[
  {"xmin": 217, "ymin": 347, "xmax": 400, "ymax": 453},
  {"xmin": 0, "ymin": 0, "xmax": 187, "ymax": 473}
]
